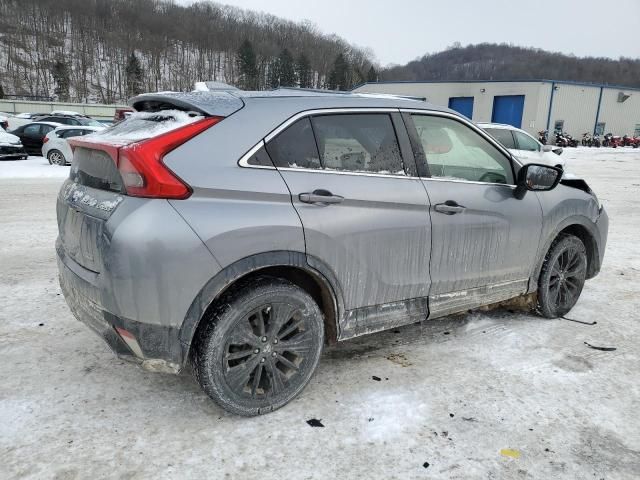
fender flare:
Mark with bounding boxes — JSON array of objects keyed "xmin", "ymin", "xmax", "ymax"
[
  {"xmin": 178, "ymin": 250, "xmax": 345, "ymax": 365},
  {"xmin": 528, "ymin": 214, "xmax": 602, "ymax": 293}
]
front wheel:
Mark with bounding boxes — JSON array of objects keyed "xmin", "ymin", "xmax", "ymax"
[
  {"xmin": 537, "ymin": 234, "xmax": 587, "ymax": 318},
  {"xmin": 192, "ymin": 276, "xmax": 324, "ymax": 416}
]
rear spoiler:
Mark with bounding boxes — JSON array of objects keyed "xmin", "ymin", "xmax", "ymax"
[{"xmin": 129, "ymin": 91, "xmax": 244, "ymax": 117}]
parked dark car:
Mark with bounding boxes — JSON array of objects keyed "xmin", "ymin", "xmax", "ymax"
[
  {"xmin": 10, "ymin": 121, "xmax": 61, "ymax": 155},
  {"xmin": 0, "ymin": 130, "xmax": 28, "ymax": 160},
  {"xmin": 57, "ymin": 89, "xmax": 608, "ymax": 416}
]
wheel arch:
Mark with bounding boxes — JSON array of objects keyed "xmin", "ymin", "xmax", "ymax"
[
  {"xmin": 179, "ymin": 251, "xmax": 344, "ymax": 366},
  {"xmin": 529, "ymin": 215, "xmax": 602, "ymax": 292}
]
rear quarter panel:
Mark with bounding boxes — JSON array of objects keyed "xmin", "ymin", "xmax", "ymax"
[{"xmin": 164, "ymin": 102, "xmax": 307, "ymax": 267}]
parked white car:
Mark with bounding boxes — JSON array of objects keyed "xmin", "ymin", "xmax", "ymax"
[
  {"xmin": 478, "ymin": 122, "xmax": 565, "ymax": 169},
  {"xmin": 42, "ymin": 125, "xmax": 104, "ymax": 165}
]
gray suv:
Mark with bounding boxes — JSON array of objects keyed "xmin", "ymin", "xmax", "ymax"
[{"xmin": 56, "ymin": 89, "xmax": 608, "ymax": 415}]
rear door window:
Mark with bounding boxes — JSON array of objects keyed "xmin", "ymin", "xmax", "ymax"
[
  {"xmin": 311, "ymin": 114, "xmax": 404, "ymax": 175},
  {"xmin": 484, "ymin": 128, "xmax": 516, "ymax": 149},
  {"xmin": 265, "ymin": 117, "xmax": 321, "ymax": 169},
  {"xmin": 24, "ymin": 124, "xmax": 41, "ymax": 136}
]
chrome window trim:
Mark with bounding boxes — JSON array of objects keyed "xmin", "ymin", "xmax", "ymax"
[{"xmin": 238, "ymin": 107, "xmax": 401, "ymax": 173}]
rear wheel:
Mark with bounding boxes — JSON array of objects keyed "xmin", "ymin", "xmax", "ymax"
[
  {"xmin": 537, "ymin": 234, "xmax": 587, "ymax": 318},
  {"xmin": 47, "ymin": 149, "xmax": 67, "ymax": 166},
  {"xmin": 193, "ymin": 276, "xmax": 324, "ymax": 416}
]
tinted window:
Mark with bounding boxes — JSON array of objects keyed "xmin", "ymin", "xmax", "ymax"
[
  {"xmin": 514, "ymin": 131, "xmax": 540, "ymax": 152},
  {"xmin": 484, "ymin": 128, "xmax": 516, "ymax": 149},
  {"xmin": 24, "ymin": 124, "xmax": 40, "ymax": 136},
  {"xmin": 71, "ymin": 147, "xmax": 124, "ymax": 193},
  {"xmin": 41, "ymin": 125, "xmax": 55, "ymax": 135},
  {"xmin": 311, "ymin": 114, "xmax": 404, "ymax": 174},
  {"xmin": 266, "ymin": 118, "xmax": 321, "ymax": 169},
  {"xmin": 60, "ymin": 129, "xmax": 82, "ymax": 139},
  {"xmin": 246, "ymin": 144, "xmax": 274, "ymax": 167},
  {"xmin": 412, "ymin": 115, "xmax": 514, "ymax": 184}
]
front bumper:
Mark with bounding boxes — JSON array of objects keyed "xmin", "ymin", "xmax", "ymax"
[
  {"xmin": 56, "ymin": 241, "xmax": 183, "ymax": 373},
  {"xmin": 0, "ymin": 145, "xmax": 27, "ymax": 159}
]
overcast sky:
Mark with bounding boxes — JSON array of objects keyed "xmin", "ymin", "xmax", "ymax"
[{"xmin": 176, "ymin": 0, "xmax": 640, "ymax": 66}]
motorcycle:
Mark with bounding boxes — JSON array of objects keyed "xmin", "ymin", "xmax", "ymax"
[
  {"xmin": 602, "ymin": 133, "xmax": 622, "ymax": 148},
  {"xmin": 564, "ymin": 132, "xmax": 579, "ymax": 147},
  {"xmin": 622, "ymin": 135, "xmax": 640, "ymax": 148},
  {"xmin": 538, "ymin": 130, "xmax": 548, "ymax": 144},
  {"xmin": 555, "ymin": 131, "xmax": 568, "ymax": 147},
  {"xmin": 592, "ymin": 134, "xmax": 601, "ymax": 148},
  {"xmin": 582, "ymin": 132, "xmax": 592, "ymax": 147}
]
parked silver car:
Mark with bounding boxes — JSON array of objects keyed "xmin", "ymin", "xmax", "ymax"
[{"xmin": 56, "ymin": 90, "xmax": 608, "ymax": 416}]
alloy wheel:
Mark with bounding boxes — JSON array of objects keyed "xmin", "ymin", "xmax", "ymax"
[
  {"xmin": 223, "ymin": 303, "xmax": 313, "ymax": 399},
  {"xmin": 547, "ymin": 245, "xmax": 586, "ymax": 311}
]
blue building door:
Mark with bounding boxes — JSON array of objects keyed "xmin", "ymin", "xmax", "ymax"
[
  {"xmin": 448, "ymin": 97, "xmax": 474, "ymax": 119},
  {"xmin": 491, "ymin": 95, "xmax": 525, "ymax": 128}
]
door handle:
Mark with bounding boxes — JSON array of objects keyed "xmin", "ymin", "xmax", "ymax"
[
  {"xmin": 434, "ymin": 201, "xmax": 466, "ymax": 215},
  {"xmin": 299, "ymin": 189, "xmax": 344, "ymax": 205}
]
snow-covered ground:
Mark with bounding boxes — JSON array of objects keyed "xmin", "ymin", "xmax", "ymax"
[
  {"xmin": 0, "ymin": 156, "xmax": 69, "ymax": 179},
  {"xmin": 0, "ymin": 147, "xmax": 639, "ymax": 479}
]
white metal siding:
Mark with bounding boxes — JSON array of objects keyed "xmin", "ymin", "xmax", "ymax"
[
  {"xmin": 354, "ymin": 81, "xmax": 640, "ymax": 139},
  {"xmin": 597, "ymin": 88, "xmax": 640, "ymax": 136},
  {"xmin": 547, "ymin": 84, "xmax": 600, "ymax": 137}
]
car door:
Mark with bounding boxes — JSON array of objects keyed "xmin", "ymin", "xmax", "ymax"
[
  {"xmin": 21, "ymin": 124, "xmax": 42, "ymax": 153},
  {"xmin": 405, "ymin": 112, "xmax": 543, "ymax": 318},
  {"xmin": 266, "ymin": 110, "xmax": 432, "ymax": 337}
]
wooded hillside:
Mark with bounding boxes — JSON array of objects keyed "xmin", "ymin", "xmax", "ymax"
[
  {"xmin": 381, "ymin": 43, "xmax": 640, "ymax": 88},
  {"xmin": 0, "ymin": 0, "xmax": 376, "ymax": 103}
]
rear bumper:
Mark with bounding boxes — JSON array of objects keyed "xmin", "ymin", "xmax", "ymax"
[
  {"xmin": 594, "ymin": 206, "xmax": 609, "ymax": 275},
  {"xmin": 57, "ymin": 241, "xmax": 183, "ymax": 373}
]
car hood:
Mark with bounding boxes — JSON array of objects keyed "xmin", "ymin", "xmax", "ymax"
[{"xmin": 0, "ymin": 131, "xmax": 21, "ymax": 146}]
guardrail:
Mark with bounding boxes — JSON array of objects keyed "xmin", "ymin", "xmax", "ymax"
[{"xmin": 0, "ymin": 99, "xmax": 127, "ymax": 121}]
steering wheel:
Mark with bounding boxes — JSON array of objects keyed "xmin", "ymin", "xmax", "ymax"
[{"xmin": 479, "ymin": 172, "xmax": 506, "ymax": 184}]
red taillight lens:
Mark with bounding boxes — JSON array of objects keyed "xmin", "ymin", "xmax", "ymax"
[
  {"xmin": 117, "ymin": 116, "xmax": 221, "ymax": 199},
  {"xmin": 43, "ymin": 137, "xmax": 49, "ymax": 143},
  {"xmin": 68, "ymin": 116, "xmax": 222, "ymax": 199}
]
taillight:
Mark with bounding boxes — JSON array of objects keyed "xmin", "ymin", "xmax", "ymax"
[
  {"xmin": 69, "ymin": 116, "xmax": 221, "ymax": 199},
  {"xmin": 43, "ymin": 137, "xmax": 49, "ymax": 143}
]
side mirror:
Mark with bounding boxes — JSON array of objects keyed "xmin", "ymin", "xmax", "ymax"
[
  {"xmin": 542, "ymin": 145, "xmax": 553, "ymax": 152},
  {"xmin": 514, "ymin": 163, "xmax": 562, "ymax": 199}
]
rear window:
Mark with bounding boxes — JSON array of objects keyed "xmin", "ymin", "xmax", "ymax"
[
  {"xmin": 484, "ymin": 128, "xmax": 516, "ymax": 149},
  {"xmin": 95, "ymin": 110, "xmax": 203, "ymax": 142},
  {"xmin": 70, "ymin": 147, "xmax": 124, "ymax": 193}
]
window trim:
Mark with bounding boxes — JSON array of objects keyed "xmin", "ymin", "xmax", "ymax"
[
  {"xmin": 401, "ymin": 109, "xmax": 520, "ymax": 187},
  {"xmin": 238, "ymin": 107, "xmax": 521, "ymax": 184},
  {"xmin": 239, "ymin": 108, "xmax": 420, "ymax": 179}
]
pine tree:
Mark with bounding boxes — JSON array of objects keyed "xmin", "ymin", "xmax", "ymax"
[
  {"xmin": 52, "ymin": 60, "xmax": 71, "ymax": 101},
  {"xmin": 125, "ymin": 53, "xmax": 144, "ymax": 97},
  {"xmin": 0, "ymin": 84, "xmax": 4, "ymax": 99},
  {"xmin": 278, "ymin": 48, "xmax": 296, "ymax": 87},
  {"xmin": 296, "ymin": 53, "xmax": 312, "ymax": 88},
  {"xmin": 328, "ymin": 53, "xmax": 350, "ymax": 91},
  {"xmin": 268, "ymin": 57, "xmax": 281, "ymax": 89},
  {"xmin": 367, "ymin": 65, "xmax": 377, "ymax": 82},
  {"xmin": 237, "ymin": 39, "xmax": 258, "ymax": 90}
]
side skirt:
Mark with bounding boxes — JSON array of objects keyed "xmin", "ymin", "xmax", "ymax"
[
  {"xmin": 428, "ymin": 279, "xmax": 529, "ymax": 319},
  {"xmin": 337, "ymin": 279, "xmax": 529, "ymax": 341}
]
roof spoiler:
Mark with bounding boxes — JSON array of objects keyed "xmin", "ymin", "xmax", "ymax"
[{"xmin": 128, "ymin": 91, "xmax": 244, "ymax": 117}]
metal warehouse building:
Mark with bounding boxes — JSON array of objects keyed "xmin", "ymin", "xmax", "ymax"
[{"xmin": 353, "ymin": 80, "xmax": 640, "ymax": 139}]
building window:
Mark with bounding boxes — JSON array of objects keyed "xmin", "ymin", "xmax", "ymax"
[
  {"xmin": 596, "ymin": 123, "xmax": 606, "ymax": 136},
  {"xmin": 554, "ymin": 120, "xmax": 564, "ymax": 134}
]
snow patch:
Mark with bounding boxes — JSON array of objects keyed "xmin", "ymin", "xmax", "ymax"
[{"xmin": 0, "ymin": 157, "xmax": 69, "ymax": 179}]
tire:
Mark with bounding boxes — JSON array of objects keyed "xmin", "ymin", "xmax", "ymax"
[
  {"xmin": 192, "ymin": 276, "xmax": 324, "ymax": 416},
  {"xmin": 537, "ymin": 234, "xmax": 588, "ymax": 318},
  {"xmin": 47, "ymin": 150, "xmax": 66, "ymax": 166}
]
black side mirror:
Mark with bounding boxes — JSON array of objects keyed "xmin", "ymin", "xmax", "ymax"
[{"xmin": 514, "ymin": 163, "xmax": 562, "ymax": 199}]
